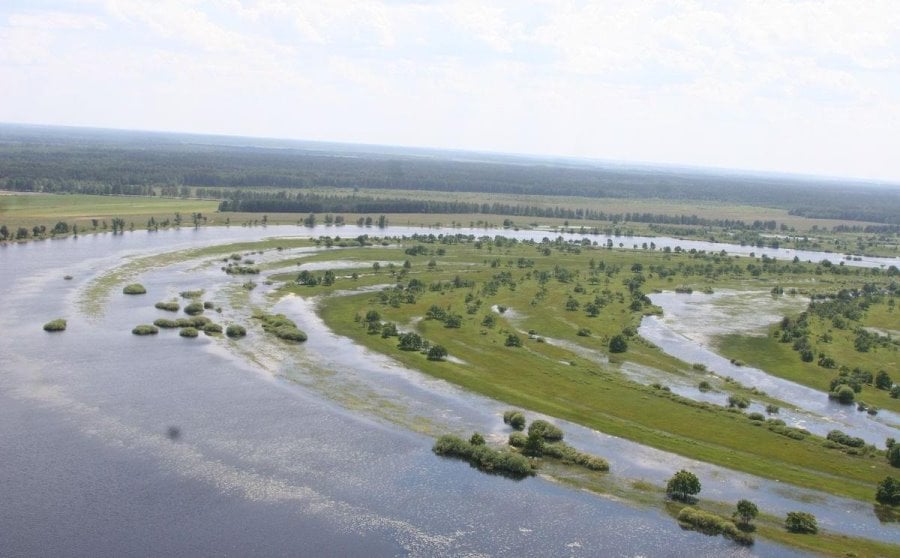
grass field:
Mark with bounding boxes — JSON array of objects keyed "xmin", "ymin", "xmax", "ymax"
[{"xmin": 267, "ymin": 238, "xmax": 898, "ymax": 503}]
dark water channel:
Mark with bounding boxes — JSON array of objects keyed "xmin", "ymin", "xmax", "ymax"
[{"xmin": 2, "ymin": 225, "xmax": 894, "ymax": 556}]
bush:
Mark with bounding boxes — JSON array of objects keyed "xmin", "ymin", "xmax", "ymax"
[
  {"xmin": 888, "ymin": 444, "xmax": 900, "ymax": 467},
  {"xmin": 765, "ymin": 404, "xmax": 780, "ymax": 415},
  {"xmin": 43, "ymin": 319, "xmax": 67, "ymax": 332},
  {"xmin": 253, "ymin": 311, "xmax": 307, "ymax": 342},
  {"xmin": 609, "ymin": 334, "xmax": 628, "ymax": 353},
  {"xmin": 432, "ymin": 434, "xmax": 534, "ymax": 478},
  {"xmin": 522, "ymin": 430, "xmax": 544, "ymax": 457},
  {"xmin": 503, "ymin": 410, "xmax": 526, "ymax": 430},
  {"xmin": 132, "ymin": 324, "xmax": 159, "ymax": 335},
  {"xmin": 469, "ymin": 432, "xmax": 486, "ymax": 446},
  {"xmin": 203, "ymin": 301, "xmax": 215, "ymax": 310},
  {"xmin": 203, "ymin": 323, "xmax": 223, "ymax": 334},
  {"xmin": 826, "ymin": 429, "xmax": 865, "ymax": 448},
  {"xmin": 179, "ymin": 327, "xmax": 199, "ymax": 338},
  {"xmin": 667, "ymin": 470, "xmax": 701, "ymax": 502},
  {"xmin": 747, "ymin": 412, "xmax": 765, "ymax": 421},
  {"xmin": 876, "ymin": 476, "xmax": 900, "ymax": 505},
  {"xmin": 427, "ymin": 345, "xmax": 448, "ymax": 361},
  {"xmin": 677, "ymin": 507, "xmax": 753, "ymax": 546},
  {"xmin": 784, "ymin": 512, "xmax": 818, "ymax": 534},
  {"xmin": 175, "ymin": 316, "xmax": 210, "ymax": 328},
  {"xmin": 727, "ymin": 395, "xmax": 750, "ymax": 409},
  {"xmin": 508, "ymin": 432, "xmax": 527, "ymax": 447},
  {"xmin": 528, "ymin": 419, "xmax": 564, "ymax": 441},
  {"xmin": 226, "ymin": 324, "xmax": 247, "ymax": 338},
  {"xmin": 155, "ymin": 301, "xmax": 179, "ymax": 312},
  {"xmin": 576, "ymin": 328, "xmax": 591, "ymax": 337},
  {"xmin": 830, "ymin": 385, "xmax": 856, "ymax": 404},
  {"xmin": 504, "ymin": 334, "xmax": 522, "ymax": 347},
  {"xmin": 698, "ymin": 380, "xmax": 711, "ymax": 392},
  {"xmin": 184, "ymin": 302, "xmax": 204, "ymax": 315},
  {"xmin": 541, "ymin": 442, "xmax": 610, "ymax": 471},
  {"xmin": 153, "ymin": 319, "xmax": 178, "ymax": 328},
  {"xmin": 180, "ymin": 290, "xmax": 203, "ymax": 299},
  {"xmin": 734, "ymin": 499, "xmax": 759, "ymax": 525},
  {"xmin": 398, "ymin": 332, "xmax": 424, "ymax": 351},
  {"xmin": 123, "ymin": 283, "xmax": 146, "ymax": 295}
]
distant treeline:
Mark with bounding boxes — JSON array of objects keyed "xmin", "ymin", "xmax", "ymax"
[
  {"xmin": 2, "ymin": 124, "xmax": 898, "ymax": 224},
  {"xmin": 218, "ymin": 192, "xmax": 778, "ymax": 229}
]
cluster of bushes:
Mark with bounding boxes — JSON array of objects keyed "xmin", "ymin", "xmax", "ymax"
[
  {"xmin": 676, "ymin": 507, "xmax": 753, "ymax": 546},
  {"xmin": 826, "ymin": 429, "xmax": 865, "ymax": 448},
  {"xmin": 122, "ymin": 283, "xmax": 146, "ymax": 295},
  {"xmin": 253, "ymin": 311, "xmax": 307, "ymax": 342},
  {"xmin": 784, "ymin": 511, "xmax": 818, "ymax": 534},
  {"xmin": 876, "ymin": 476, "xmax": 900, "ymax": 505},
  {"xmin": 503, "ymin": 410, "xmax": 526, "ymax": 430},
  {"xmin": 43, "ymin": 319, "xmax": 67, "ymax": 332},
  {"xmin": 224, "ymin": 263, "xmax": 260, "ymax": 275},
  {"xmin": 154, "ymin": 316, "xmax": 210, "ymax": 329},
  {"xmin": 432, "ymin": 434, "xmax": 534, "ymax": 478},
  {"xmin": 504, "ymin": 413, "xmax": 608, "ymax": 472}
]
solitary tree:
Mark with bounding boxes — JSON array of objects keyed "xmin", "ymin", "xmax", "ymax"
[
  {"xmin": 876, "ymin": 476, "xmax": 900, "ymax": 505},
  {"xmin": 427, "ymin": 345, "xmax": 448, "ymax": 361},
  {"xmin": 666, "ymin": 470, "xmax": 701, "ymax": 502},
  {"xmin": 734, "ymin": 499, "xmax": 759, "ymax": 526},
  {"xmin": 609, "ymin": 334, "xmax": 628, "ymax": 353}
]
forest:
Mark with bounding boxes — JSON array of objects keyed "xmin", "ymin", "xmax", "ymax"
[{"xmin": 1, "ymin": 124, "xmax": 898, "ymax": 224}]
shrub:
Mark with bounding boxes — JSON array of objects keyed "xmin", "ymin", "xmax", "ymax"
[
  {"xmin": 826, "ymin": 430, "xmax": 865, "ymax": 448},
  {"xmin": 522, "ymin": 430, "xmax": 544, "ymax": 457},
  {"xmin": 748, "ymin": 412, "xmax": 765, "ymax": 421},
  {"xmin": 179, "ymin": 327, "xmax": 199, "ymax": 338},
  {"xmin": 123, "ymin": 283, "xmax": 146, "ymax": 295},
  {"xmin": 609, "ymin": 334, "xmax": 628, "ymax": 353},
  {"xmin": 180, "ymin": 290, "xmax": 203, "ymax": 299},
  {"xmin": 677, "ymin": 507, "xmax": 753, "ymax": 546},
  {"xmin": 876, "ymin": 476, "xmax": 900, "ymax": 505},
  {"xmin": 184, "ymin": 302, "xmax": 204, "ymax": 315},
  {"xmin": 829, "ymin": 385, "xmax": 856, "ymax": 404},
  {"xmin": 528, "ymin": 419, "xmax": 564, "ymax": 441},
  {"xmin": 253, "ymin": 311, "xmax": 307, "ymax": 342},
  {"xmin": 576, "ymin": 328, "xmax": 591, "ymax": 337},
  {"xmin": 784, "ymin": 512, "xmax": 818, "ymax": 534},
  {"xmin": 132, "ymin": 324, "xmax": 159, "ymax": 335},
  {"xmin": 508, "ymin": 432, "xmax": 527, "ymax": 447},
  {"xmin": 432, "ymin": 434, "xmax": 534, "ymax": 478},
  {"xmin": 155, "ymin": 301, "xmax": 179, "ymax": 312},
  {"xmin": 504, "ymin": 334, "xmax": 522, "ymax": 347},
  {"xmin": 153, "ymin": 319, "xmax": 178, "ymax": 328},
  {"xmin": 469, "ymin": 432, "xmax": 486, "ymax": 446},
  {"xmin": 203, "ymin": 301, "xmax": 215, "ymax": 310},
  {"xmin": 203, "ymin": 323, "xmax": 223, "ymax": 334},
  {"xmin": 503, "ymin": 410, "xmax": 526, "ymax": 431},
  {"xmin": 698, "ymin": 380, "xmax": 711, "ymax": 392},
  {"xmin": 667, "ymin": 470, "xmax": 701, "ymax": 502},
  {"xmin": 727, "ymin": 395, "xmax": 750, "ymax": 409},
  {"xmin": 398, "ymin": 332, "xmax": 424, "ymax": 351},
  {"xmin": 226, "ymin": 324, "xmax": 247, "ymax": 338},
  {"xmin": 765, "ymin": 404, "xmax": 780, "ymax": 415},
  {"xmin": 888, "ymin": 445, "xmax": 900, "ymax": 467},
  {"xmin": 43, "ymin": 319, "xmax": 67, "ymax": 332},
  {"xmin": 427, "ymin": 345, "xmax": 448, "ymax": 361}
]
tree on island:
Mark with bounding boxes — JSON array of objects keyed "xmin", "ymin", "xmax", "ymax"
[
  {"xmin": 666, "ymin": 470, "xmax": 701, "ymax": 502},
  {"xmin": 733, "ymin": 499, "xmax": 759, "ymax": 527}
]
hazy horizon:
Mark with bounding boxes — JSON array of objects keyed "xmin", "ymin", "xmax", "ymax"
[{"xmin": 2, "ymin": 2, "xmax": 900, "ymax": 182}]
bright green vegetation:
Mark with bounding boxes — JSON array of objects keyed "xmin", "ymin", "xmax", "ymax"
[
  {"xmin": 502, "ymin": 410, "xmax": 526, "ymax": 430},
  {"xmin": 154, "ymin": 301, "xmax": 179, "ymax": 312},
  {"xmin": 676, "ymin": 507, "xmax": 753, "ymax": 546},
  {"xmin": 179, "ymin": 327, "xmax": 199, "ymax": 338},
  {"xmin": 252, "ymin": 310, "xmax": 307, "ymax": 342},
  {"xmin": 122, "ymin": 283, "xmax": 146, "ymax": 295},
  {"xmin": 297, "ymin": 235, "xmax": 898, "ymax": 502},
  {"xmin": 42, "ymin": 318, "xmax": 67, "ymax": 332},
  {"xmin": 432, "ymin": 434, "xmax": 534, "ymax": 478},
  {"xmin": 153, "ymin": 319, "xmax": 178, "ymax": 328},
  {"xmin": 225, "ymin": 324, "xmax": 247, "ymax": 338},
  {"xmin": 131, "ymin": 324, "xmax": 159, "ymax": 335},
  {"xmin": 717, "ymin": 289, "xmax": 899, "ymax": 412}
]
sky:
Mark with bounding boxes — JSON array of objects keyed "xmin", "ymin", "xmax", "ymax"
[{"xmin": 2, "ymin": 1, "xmax": 900, "ymax": 182}]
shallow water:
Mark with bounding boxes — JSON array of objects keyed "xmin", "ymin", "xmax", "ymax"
[
  {"xmin": 0, "ymin": 227, "xmax": 893, "ymax": 555},
  {"xmin": 641, "ymin": 291, "xmax": 900, "ymax": 444}
]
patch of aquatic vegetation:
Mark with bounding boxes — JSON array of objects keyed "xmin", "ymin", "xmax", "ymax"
[{"xmin": 79, "ymin": 238, "xmax": 315, "ymax": 319}]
